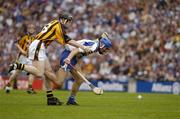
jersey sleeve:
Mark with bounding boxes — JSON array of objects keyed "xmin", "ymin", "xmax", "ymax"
[{"xmin": 78, "ymin": 40, "xmax": 98, "ymax": 53}]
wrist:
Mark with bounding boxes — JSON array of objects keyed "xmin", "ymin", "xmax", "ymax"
[
  {"xmin": 66, "ymin": 58, "xmax": 70, "ymax": 61},
  {"xmin": 80, "ymin": 45, "xmax": 85, "ymax": 49},
  {"xmin": 82, "ymin": 46, "xmax": 87, "ymax": 50}
]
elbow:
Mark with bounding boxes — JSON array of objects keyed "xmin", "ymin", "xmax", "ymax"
[{"xmin": 67, "ymin": 40, "xmax": 74, "ymax": 44}]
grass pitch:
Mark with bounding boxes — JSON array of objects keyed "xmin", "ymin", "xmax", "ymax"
[{"xmin": 0, "ymin": 90, "xmax": 180, "ymax": 119}]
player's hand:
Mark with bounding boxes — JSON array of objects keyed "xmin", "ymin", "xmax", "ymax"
[
  {"xmin": 61, "ymin": 64, "xmax": 69, "ymax": 72},
  {"xmin": 64, "ymin": 58, "xmax": 70, "ymax": 65}
]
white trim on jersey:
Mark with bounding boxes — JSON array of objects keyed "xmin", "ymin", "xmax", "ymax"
[{"xmin": 65, "ymin": 39, "xmax": 99, "ymax": 53}]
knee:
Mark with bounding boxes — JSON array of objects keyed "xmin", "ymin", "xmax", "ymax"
[
  {"xmin": 58, "ymin": 81, "xmax": 64, "ymax": 89},
  {"xmin": 75, "ymin": 79, "xmax": 83, "ymax": 85},
  {"xmin": 36, "ymin": 72, "xmax": 44, "ymax": 78}
]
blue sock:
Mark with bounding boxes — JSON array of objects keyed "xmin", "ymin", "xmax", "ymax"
[{"xmin": 68, "ymin": 95, "xmax": 75, "ymax": 102}]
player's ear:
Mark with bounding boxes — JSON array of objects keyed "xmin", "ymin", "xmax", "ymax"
[
  {"xmin": 60, "ymin": 19, "xmax": 65, "ymax": 24},
  {"xmin": 99, "ymin": 43, "xmax": 105, "ymax": 49}
]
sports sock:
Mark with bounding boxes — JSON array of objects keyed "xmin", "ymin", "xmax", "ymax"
[
  {"xmin": 68, "ymin": 95, "xmax": 76, "ymax": 102},
  {"xmin": 16, "ymin": 63, "xmax": 25, "ymax": 70},
  {"xmin": 46, "ymin": 90, "xmax": 54, "ymax": 99}
]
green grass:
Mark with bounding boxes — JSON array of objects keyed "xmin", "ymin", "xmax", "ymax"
[{"xmin": 0, "ymin": 90, "xmax": 180, "ymax": 119}]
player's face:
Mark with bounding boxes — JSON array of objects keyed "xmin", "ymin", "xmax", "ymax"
[
  {"xmin": 27, "ymin": 24, "xmax": 35, "ymax": 34},
  {"xmin": 99, "ymin": 45, "xmax": 111, "ymax": 55}
]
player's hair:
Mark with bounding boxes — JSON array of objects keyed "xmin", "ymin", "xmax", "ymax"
[{"xmin": 59, "ymin": 13, "xmax": 73, "ymax": 21}]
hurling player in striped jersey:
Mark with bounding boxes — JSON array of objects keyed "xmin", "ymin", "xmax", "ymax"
[
  {"xmin": 9, "ymin": 13, "xmax": 91, "ymax": 105},
  {"xmin": 6, "ymin": 24, "xmax": 36, "ymax": 94}
]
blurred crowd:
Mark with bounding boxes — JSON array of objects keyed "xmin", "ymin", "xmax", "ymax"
[{"xmin": 0, "ymin": 0, "xmax": 180, "ymax": 82}]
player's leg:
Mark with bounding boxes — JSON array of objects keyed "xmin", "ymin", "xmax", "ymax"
[
  {"xmin": 44, "ymin": 58, "xmax": 63, "ymax": 105},
  {"xmin": 56, "ymin": 68, "xmax": 68, "ymax": 89},
  {"xmin": 9, "ymin": 40, "xmax": 45, "ymax": 77},
  {"xmin": 44, "ymin": 75, "xmax": 63, "ymax": 105},
  {"xmin": 7, "ymin": 70, "xmax": 20, "ymax": 85},
  {"xmin": 44, "ymin": 58, "xmax": 62, "ymax": 87},
  {"xmin": 25, "ymin": 60, "xmax": 45, "ymax": 94},
  {"xmin": 27, "ymin": 74, "xmax": 36, "ymax": 94},
  {"xmin": 18, "ymin": 55, "xmax": 37, "ymax": 94},
  {"xmin": 9, "ymin": 62, "xmax": 44, "ymax": 77},
  {"xmin": 67, "ymin": 67, "xmax": 83, "ymax": 105},
  {"xmin": 5, "ymin": 70, "xmax": 20, "ymax": 93},
  {"xmin": 30, "ymin": 59, "xmax": 61, "ymax": 105},
  {"xmin": 59, "ymin": 49, "xmax": 81, "ymax": 105}
]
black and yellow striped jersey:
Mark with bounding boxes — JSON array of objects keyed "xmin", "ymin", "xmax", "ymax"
[
  {"xmin": 35, "ymin": 20, "xmax": 71, "ymax": 48},
  {"xmin": 18, "ymin": 34, "xmax": 35, "ymax": 52}
]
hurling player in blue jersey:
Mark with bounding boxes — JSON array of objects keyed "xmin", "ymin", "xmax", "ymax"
[{"xmin": 57, "ymin": 32, "xmax": 112, "ymax": 105}]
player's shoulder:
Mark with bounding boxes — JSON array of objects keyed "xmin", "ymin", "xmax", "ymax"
[
  {"xmin": 80, "ymin": 39, "xmax": 98, "ymax": 43},
  {"xmin": 79, "ymin": 39, "xmax": 94, "ymax": 43},
  {"xmin": 78, "ymin": 39, "xmax": 97, "ymax": 47},
  {"xmin": 20, "ymin": 34, "xmax": 29, "ymax": 40},
  {"xmin": 49, "ymin": 19, "xmax": 59, "ymax": 24}
]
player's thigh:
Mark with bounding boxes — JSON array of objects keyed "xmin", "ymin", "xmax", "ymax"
[
  {"xmin": 28, "ymin": 74, "xmax": 34, "ymax": 81},
  {"xmin": 44, "ymin": 75, "xmax": 52, "ymax": 90},
  {"xmin": 70, "ymin": 69, "xmax": 83, "ymax": 84},
  {"xmin": 44, "ymin": 58, "xmax": 56, "ymax": 80},
  {"xmin": 32, "ymin": 60, "xmax": 45, "ymax": 75},
  {"xmin": 10, "ymin": 70, "xmax": 21, "ymax": 77},
  {"xmin": 70, "ymin": 63, "xmax": 82, "ymax": 80},
  {"xmin": 44, "ymin": 58, "xmax": 53, "ymax": 72},
  {"xmin": 14, "ymin": 69, "xmax": 21, "ymax": 74},
  {"xmin": 56, "ymin": 68, "xmax": 68, "ymax": 82}
]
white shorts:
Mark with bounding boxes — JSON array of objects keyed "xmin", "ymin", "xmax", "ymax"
[
  {"xmin": 28, "ymin": 40, "xmax": 47, "ymax": 61},
  {"xmin": 18, "ymin": 55, "xmax": 32, "ymax": 65}
]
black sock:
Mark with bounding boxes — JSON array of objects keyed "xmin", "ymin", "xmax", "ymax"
[
  {"xmin": 16, "ymin": 63, "xmax": 25, "ymax": 70},
  {"xmin": 46, "ymin": 90, "xmax": 53, "ymax": 99}
]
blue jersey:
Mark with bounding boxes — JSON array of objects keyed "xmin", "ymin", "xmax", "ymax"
[
  {"xmin": 60, "ymin": 39, "xmax": 99, "ymax": 71},
  {"xmin": 65, "ymin": 39, "xmax": 99, "ymax": 55}
]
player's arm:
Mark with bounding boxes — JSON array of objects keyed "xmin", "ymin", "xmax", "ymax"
[
  {"xmin": 67, "ymin": 40, "xmax": 91, "ymax": 52},
  {"xmin": 15, "ymin": 44, "xmax": 27, "ymax": 56},
  {"xmin": 55, "ymin": 23, "xmax": 91, "ymax": 52},
  {"xmin": 56, "ymin": 34, "xmax": 90, "ymax": 52},
  {"xmin": 64, "ymin": 48, "xmax": 79, "ymax": 64}
]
